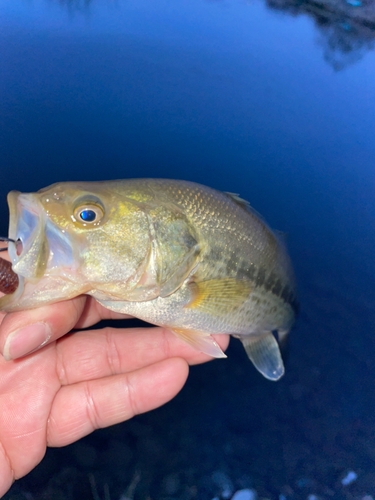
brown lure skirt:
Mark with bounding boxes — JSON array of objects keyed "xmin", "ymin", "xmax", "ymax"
[{"xmin": 0, "ymin": 257, "xmax": 19, "ymax": 295}]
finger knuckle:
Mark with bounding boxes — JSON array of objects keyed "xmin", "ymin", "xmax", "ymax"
[
  {"xmin": 160, "ymin": 328, "xmax": 171, "ymax": 359},
  {"xmin": 84, "ymin": 381, "xmax": 102, "ymax": 430},
  {"xmin": 124, "ymin": 374, "xmax": 138, "ymax": 418},
  {"xmin": 104, "ymin": 327, "xmax": 122, "ymax": 375},
  {"xmin": 55, "ymin": 343, "xmax": 68, "ymax": 385}
]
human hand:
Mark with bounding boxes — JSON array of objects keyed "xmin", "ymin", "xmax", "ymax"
[{"xmin": 0, "ymin": 251, "xmax": 229, "ymax": 497}]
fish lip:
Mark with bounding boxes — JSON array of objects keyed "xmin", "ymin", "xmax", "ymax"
[
  {"xmin": 7, "ymin": 190, "xmax": 21, "ymax": 256},
  {"xmin": 8, "ymin": 191, "xmax": 40, "ymax": 257},
  {"xmin": 7, "ymin": 192, "xmax": 47, "ymax": 280}
]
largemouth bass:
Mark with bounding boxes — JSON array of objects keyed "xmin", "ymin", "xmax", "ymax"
[{"xmin": 0, "ymin": 179, "xmax": 298, "ymax": 380}]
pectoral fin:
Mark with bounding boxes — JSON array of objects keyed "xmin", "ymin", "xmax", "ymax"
[
  {"xmin": 186, "ymin": 278, "xmax": 252, "ymax": 315},
  {"xmin": 239, "ymin": 332, "xmax": 284, "ymax": 381},
  {"xmin": 171, "ymin": 328, "xmax": 227, "ymax": 358}
]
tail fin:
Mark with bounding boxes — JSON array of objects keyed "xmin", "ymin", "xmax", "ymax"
[{"xmin": 238, "ymin": 332, "xmax": 284, "ymax": 381}]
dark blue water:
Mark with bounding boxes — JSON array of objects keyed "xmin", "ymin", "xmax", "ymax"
[{"xmin": 1, "ymin": 1, "xmax": 375, "ymax": 499}]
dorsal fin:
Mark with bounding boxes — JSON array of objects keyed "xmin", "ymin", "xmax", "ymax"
[
  {"xmin": 225, "ymin": 192, "xmax": 287, "ymax": 240},
  {"xmin": 274, "ymin": 229, "xmax": 288, "ymax": 244},
  {"xmin": 224, "ymin": 192, "xmax": 267, "ymax": 222},
  {"xmin": 224, "ymin": 192, "xmax": 250, "ymax": 208}
]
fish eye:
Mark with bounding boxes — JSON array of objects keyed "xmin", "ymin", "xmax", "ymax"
[{"xmin": 74, "ymin": 205, "xmax": 104, "ymax": 224}]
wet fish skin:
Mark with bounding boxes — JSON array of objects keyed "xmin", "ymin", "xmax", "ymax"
[{"xmin": 0, "ymin": 179, "xmax": 297, "ymax": 380}]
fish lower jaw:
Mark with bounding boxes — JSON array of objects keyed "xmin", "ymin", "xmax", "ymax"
[{"xmin": 0, "ymin": 272, "xmax": 92, "ymax": 312}]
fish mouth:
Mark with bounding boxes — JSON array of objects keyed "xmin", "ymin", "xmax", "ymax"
[
  {"xmin": 0, "ymin": 191, "xmax": 49, "ymax": 310},
  {"xmin": 0, "ymin": 191, "xmax": 76, "ymax": 310},
  {"xmin": 7, "ymin": 191, "xmax": 76, "ymax": 280}
]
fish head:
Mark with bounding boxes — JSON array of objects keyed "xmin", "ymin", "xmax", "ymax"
[{"xmin": 0, "ymin": 181, "xmax": 151, "ymax": 311}]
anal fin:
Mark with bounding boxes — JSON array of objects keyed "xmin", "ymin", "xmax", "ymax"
[
  {"xmin": 239, "ymin": 332, "xmax": 284, "ymax": 381},
  {"xmin": 171, "ymin": 328, "xmax": 227, "ymax": 358}
]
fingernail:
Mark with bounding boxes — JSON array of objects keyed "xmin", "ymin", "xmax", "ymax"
[{"xmin": 3, "ymin": 322, "xmax": 52, "ymax": 360}]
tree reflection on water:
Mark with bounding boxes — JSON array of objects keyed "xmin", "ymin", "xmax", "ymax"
[
  {"xmin": 266, "ymin": 0, "xmax": 375, "ymax": 68},
  {"xmin": 51, "ymin": 0, "xmax": 93, "ymax": 13},
  {"xmin": 48, "ymin": 0, "xmax": 375, "ymax": 69}
]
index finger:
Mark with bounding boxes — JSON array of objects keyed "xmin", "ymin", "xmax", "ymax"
[{"xmin": 0, "ymin": 296, "xmax": 130, "ymax": 361}]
